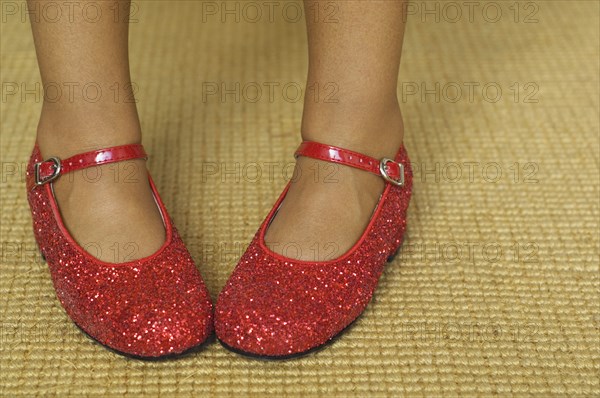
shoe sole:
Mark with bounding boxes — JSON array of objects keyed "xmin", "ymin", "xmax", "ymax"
[
  {"xmin": 73, "ymin": 321, "xmax": 214, "ymax": 361},
  {"xmin": 217, "ymin": 316, "xmax": 361, "ymax": 361}
]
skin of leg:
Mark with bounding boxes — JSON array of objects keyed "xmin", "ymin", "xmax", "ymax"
[
  {"xmin": 264, "ymin": 0, "xmax": 407, "ymax": 261},
  {"xmin": 28, "ymin": 0, "xmax": 164, "ymax": 262}
]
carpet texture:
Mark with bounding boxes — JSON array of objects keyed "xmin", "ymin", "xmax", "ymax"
[{"xmin": 1, "ymin": 1, "xmax": 598, "ymax": 396}]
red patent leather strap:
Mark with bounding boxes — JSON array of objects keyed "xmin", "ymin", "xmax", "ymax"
[
  {"xmin": 32, "ymin": 144, "xmax": 147, "ymax": 188},
  {"xmin": 294, "ymin": 141, "xmax": 402, "ymax": 182}
]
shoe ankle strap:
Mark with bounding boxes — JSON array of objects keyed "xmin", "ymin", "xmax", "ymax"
[
  {"xmin": 294, "ymin": 141, "xmax": 405, "ymax": 186},
  {"xmin": 32, "ymin": 144, "xmax": 147, "ymax": 188}
]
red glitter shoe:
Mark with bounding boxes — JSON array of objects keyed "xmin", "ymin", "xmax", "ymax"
[
  {"xmin": 215, "ymin": 141, "xmax": 412, "ymax": 358},
  {"xmin": 26, "ymin": 143, "xmax": 213, "ymax": 359}
]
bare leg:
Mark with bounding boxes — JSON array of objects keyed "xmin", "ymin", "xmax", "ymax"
[
  {"xmin": 265, "ymin": 0, "xmax": 407, "ymax": 261},
  {"xmin": 28, "ymin": 0, "xmax": 164, "ymax": 262}
]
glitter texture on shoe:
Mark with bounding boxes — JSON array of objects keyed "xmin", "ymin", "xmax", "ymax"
[
  {"xmin": 215, "ymin": 142, "xmax": 412, "ymax": 358},
  {"xmin": 27, "ymin": 144, "xmax": 213, "ymax": 358}
]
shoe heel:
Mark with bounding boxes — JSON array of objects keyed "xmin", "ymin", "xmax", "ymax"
[
  {"xmin": 387, "ymin": 247, "xmax": 400, "ymax": 262},
  {"xmin": 37, "ymin": 244, "xmax": 46, "ymax": 262},
  {"xmin": 387, "ymin": 234, "xmax": 407, "ymax": 262}
]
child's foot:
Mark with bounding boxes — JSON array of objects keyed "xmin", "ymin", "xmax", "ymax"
[
  {"xmin": 264, "ymin": 106, "xmax": 405, "ymax": 261},
  {"xmin": 36, "ymin": 120, "xmax": 165, "ymax": 264}
]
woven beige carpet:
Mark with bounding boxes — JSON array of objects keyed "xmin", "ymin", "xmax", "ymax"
[{"xmin": 1, "ymin": 1, "xmax": 598, "ymax": 396}]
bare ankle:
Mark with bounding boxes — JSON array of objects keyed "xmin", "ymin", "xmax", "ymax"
[
  {"xmin": 301, "ymin": 100, "xmax": 404, "ymax": 158},
  {"xmin": 36, "ymin": 104, "xmax": 142, "ymax": 158}
]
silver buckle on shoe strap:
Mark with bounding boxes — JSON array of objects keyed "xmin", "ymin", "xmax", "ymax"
[
  {"xmin": 379, "ymin": 158, "xmax": 404, "ymax": 187},
  {"xmin": 34, "ymin": 157, "xmax": 62, "ymax": 186}
]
